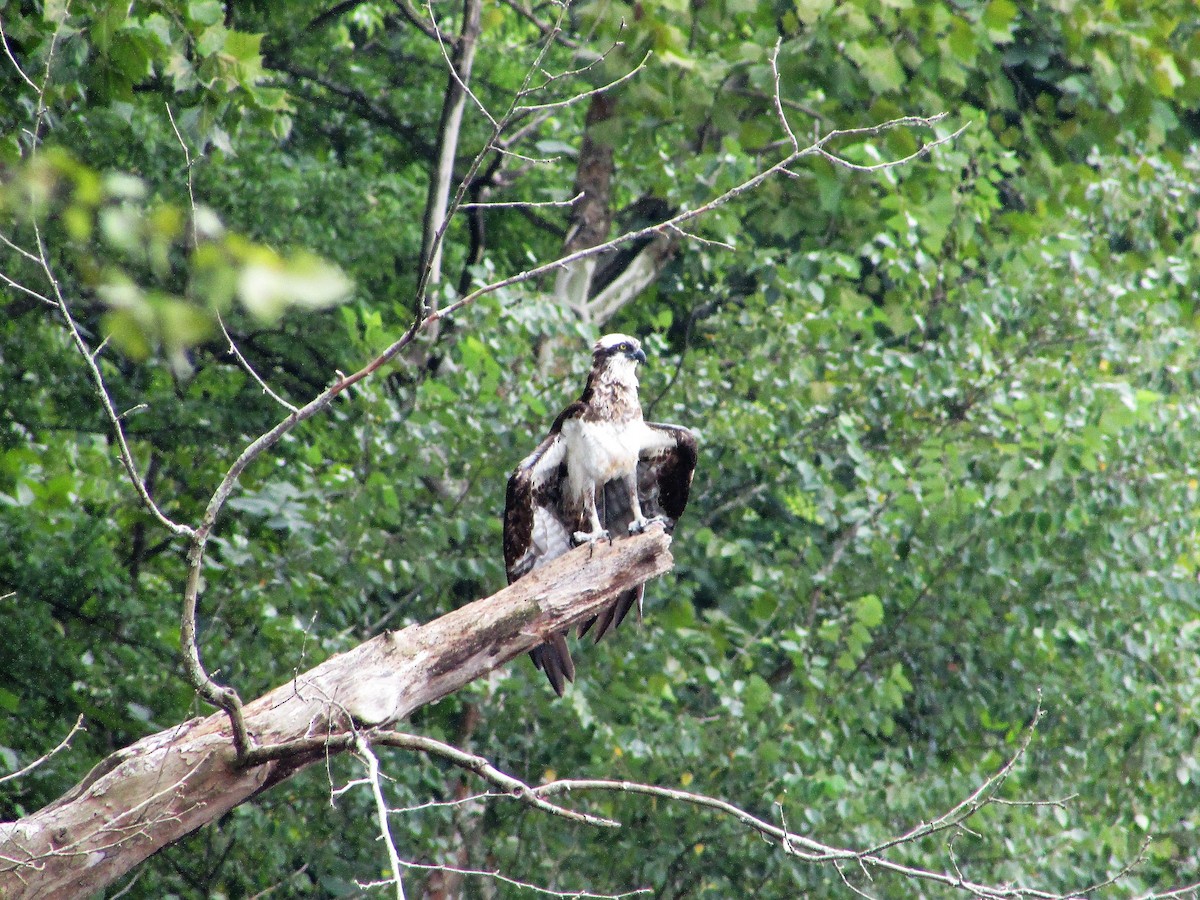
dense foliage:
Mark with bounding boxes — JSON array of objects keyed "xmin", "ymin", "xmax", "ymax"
[{"xmin": 3, "ymin": 0, "xmax": 1200, "ymax": 896}]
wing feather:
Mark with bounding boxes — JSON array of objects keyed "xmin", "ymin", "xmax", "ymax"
[
  {"xmin": 504, "ymin": 410, "xmax": 697, "ymax": 694},
  {"xmin": 639, "ymin": 423, "xmax": 698, "ymax": 524},
  {"xmin": 578, "ymin": 424, "xmax": 697, "ymax": 644},
  {"xmin": 503, "ymin": 410, "xmax": 586, "ymax": 695},
  {"xmin": 504, "ymin": 433, "xmax": 570, "ymax": 579}
]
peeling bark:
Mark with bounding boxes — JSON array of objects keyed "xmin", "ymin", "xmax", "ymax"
[{"xmin": 0, "ymin": 528, "xmax": 673, "ymax": 900}]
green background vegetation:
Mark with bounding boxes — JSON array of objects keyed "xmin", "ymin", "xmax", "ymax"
[{"xmin": 2, "ymin": 0, "xmax": 1200, "ymax": 895}]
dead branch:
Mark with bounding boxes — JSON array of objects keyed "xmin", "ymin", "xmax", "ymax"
[
  {"xmin": 0, "ymin": 528, "xmax": 673, "ymax": 899},
  {"xmin": 0, "ymin": 716, "xmax": 84, "ymax": 786}
]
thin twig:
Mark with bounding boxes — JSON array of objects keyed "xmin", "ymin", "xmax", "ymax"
[
  {"xmin": 491, "ymin": 146, "xmax": 561, "ymax": 164},
  {"xmin": 816, "ymin": 125, "xmax": 968, "ymax": 173},
  {"xmin": 44, "ymin": 278, "xmax": 196, "ymax": 541},
  {"xmin": 460, "ymin": 191, "xmax": 583, "ymax": 210},
  {"xmin": 0, "ymin": 269, "xmax": 54, "ymax": 306},
  {"xmin": 31, "ymin": 0, "xmax": 70, "ymax": 145},
  {"xmin": 356, "ymin": 736, "xmax": 406, "ymax": 900},
  {"xmin": 666, "ymin": 223, "xmax": 734, "ymax": 250},
  {"xmin": 515, "ymin": 52, "xmax": 650, "ymax": 114},
  {"xmin": 218, "ymin": 313, "xmax": 299, "ymax": 412},
  {"xmin": 769, "ymin": 40, "xmax": 799, "ymax": 152},
  {"xmin": 164, "ymin": 103, "xmax": 199, "ymax": 249},
  {"xmin": 373, "ymin": 731, "xmax": 620, "ymax": 828},
  {"xmin": 361, "ymin": 860, "xmax": 651, "ymax": 898},
  {"xmin": 0, "ymin": 716, "xmax": 84, "ymax": 785},
  {"xmin": 0, "ymin": 231, "xmax": 45, "ymax": 266},
  {"xmin": 518, "ymin": 34, "xmax": 625, "ymax": 94},
  {"xmin": 428, "ymin": 0, "xmax": 496, "ymax": 127},
  {"xmin": 0, "ymin": 13, "xmax": 38, "ymax": 90},
  {"xmin": 862, "ymin": 702, "xmax": 1044, "ymax": 856}
]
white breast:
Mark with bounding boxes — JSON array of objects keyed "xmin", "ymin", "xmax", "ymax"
[{"xmin": 561, "ymin": 418, "xmax": 651, "ymax": 497}]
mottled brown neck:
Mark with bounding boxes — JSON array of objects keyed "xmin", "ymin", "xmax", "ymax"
[{"xmin": 585, "ymin": 365, "xmax": 642, "ymax": 422}]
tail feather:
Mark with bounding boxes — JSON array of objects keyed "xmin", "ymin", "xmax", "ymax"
[
  {"xmin": 579, "ymin": 586, "xmax": 643, "ymax": 644},
  {"xmin": 530, "ymin": 632, "xmax": 575, "ymax": 696}
]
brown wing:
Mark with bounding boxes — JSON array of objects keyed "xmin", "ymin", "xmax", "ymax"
[
  {"xmin": 638, "ymin": 422, "xmax": 698, "ymax": 524},
  {"xmin": 503, "ymin": 408, "xmax": 587, "ymax": 696}
]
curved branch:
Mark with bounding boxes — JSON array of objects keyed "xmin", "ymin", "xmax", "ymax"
[
  {"xmin": 0, "ymin": 529, "xmax": 674, "ymax": 898},
  {"xmin": 0, "ymin": 716, "xmax": 84, "ymax": 786}
]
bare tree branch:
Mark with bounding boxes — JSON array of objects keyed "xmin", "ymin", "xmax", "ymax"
[
  {"xmin": 0, "ymin": 716, "xmax": 84, "ymax": 786},
  {"xmin": 514, "ymin": 51, "xmax": 649, "ymax": 115},
  {"xmin": 0, "ymin": 529, "xmax": 675, "ymax": 899},
  {"xmin": 460, "ymin": 191, "xmax": 583, "ymax": 210},
  {"xmin": 371, "ymin": 732, "xmax": 619, "ymax": 828},
  {"xmin": 0, "ymin": 12, "xmax": 38, "ymax": 91},
  {"xmin": 420, "ymin": 0, "xmax": 485, "ymax": 289},
  {"xmin": 355, "ymin": 736, "xmax": 406, "ymax": 900}
]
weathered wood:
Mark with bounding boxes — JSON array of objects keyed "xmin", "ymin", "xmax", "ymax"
[{"xmin": 0, "ymin": 528, "xmax": 672, "ymax": 899}]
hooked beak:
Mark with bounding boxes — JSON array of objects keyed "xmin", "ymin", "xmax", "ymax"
[{"xmin": 629, "ymin": 347, "xmax": 647, "ymax": 365}]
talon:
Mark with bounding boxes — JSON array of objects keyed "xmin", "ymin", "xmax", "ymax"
[
  {"xmin": 573, "ymin": 528, "xmax": 610, "ymax": 545},
  {"xmin": 628, "ymin": 515, "xmax": 668, "ymax": 535}
]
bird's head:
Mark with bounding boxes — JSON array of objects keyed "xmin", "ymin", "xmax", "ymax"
[
  {"xmin": 591, "ymin": 334, "xmax": 647, "ymax": 389},
  {"xmin": 593, "ymin": 333, "xmax": 647, "ymax": 368}
]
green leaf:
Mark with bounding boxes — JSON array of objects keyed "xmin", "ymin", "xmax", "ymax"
[
  {"xmin": 188, "ymin": 0, "xmax": 224, "ymax": 27},
  {"xmin": 854, "ymin": 594, "xmax": 884, "ymax": 628},
  {"xmin": 982, "ymin": 0, "xmax": 1019, "ymax": 43},
  {"xmin": 237, "ymin": 252, "xmax": 354, "ymax": 321},
  {"xmin": 845, "ymin": 43, "xmax": 906, "ymax": 93},
  {"xmin": 743, "ymin": 674, "xmax": 772, "ymax": 717}
]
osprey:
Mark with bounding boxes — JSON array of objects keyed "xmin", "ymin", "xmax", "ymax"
[{"xmin": 503, "ymin": 333, "xmax": 698, "ymax": 694}]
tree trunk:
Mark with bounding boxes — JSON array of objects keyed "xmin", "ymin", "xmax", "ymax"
[
  {"xmin": 553, "ymin": 94, "xmax": 617, "ymax": 319},
  {"xmin": 551, "ymin": 96, "xmax": 679, "ymax": 329},
  {"xmin": 0, "ymin": 528, "xmax": 674, "ymax": 899},
  {"xmin": 419, "ymin": 0, "xmax": 483, "ymax": 295}
]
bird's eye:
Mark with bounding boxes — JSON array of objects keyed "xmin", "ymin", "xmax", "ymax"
[{"xmin": 619, "ymin": 342, "xmax": 630, "ymax": 352}]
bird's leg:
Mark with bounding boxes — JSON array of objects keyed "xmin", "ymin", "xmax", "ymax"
[
  {"xmin": 573, "ymin": 485, "xmax": 610, "ymax": 545},
  {"xmin": 625, "ymin": 472, "xmax": 668, "ymax": 534}
]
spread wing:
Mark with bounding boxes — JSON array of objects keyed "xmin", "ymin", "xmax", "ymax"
[
  {"xmin": 581, "ymin": 422, "xmax": 699, "ymax": 642},
  {"xmin": 503, "ymin": 420, "xmax": 585, "ymax": 696},
  {"xmin": 504, "ymin": 416, "xmax": 698, "ymax": 695},
  {"xmin": 638, "ymin": 422, "xmax": 699, "ymax": 524}
]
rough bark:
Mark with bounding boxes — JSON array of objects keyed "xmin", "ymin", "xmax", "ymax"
[{"xmin": 0, "ymin": 528, "xmax": 673, "ymax": 900}]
